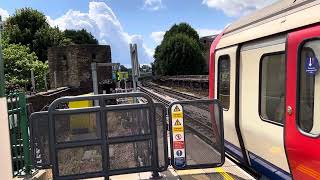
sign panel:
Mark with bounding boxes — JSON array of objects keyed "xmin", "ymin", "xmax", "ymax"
[
  {"xmin": 171, "ymin": 104, "xmax": 186, "ymax": 168},
  {"xmin": 305, "ymin": 56, "xmax": 319, "ymax": 75}
]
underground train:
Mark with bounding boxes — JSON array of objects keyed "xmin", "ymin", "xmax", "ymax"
[{"xmin": 209, "ymin": 0, "xmax": 320, "ymax": 179}]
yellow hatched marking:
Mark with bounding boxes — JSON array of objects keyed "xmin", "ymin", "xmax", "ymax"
[{"xmin": 215, "ymin": 167, "xmax": 235, "ymax": 180}]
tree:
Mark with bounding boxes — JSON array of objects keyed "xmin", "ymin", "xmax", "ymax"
[
  {"xmin": 154, "ymin": 33, "xmax": 205, "ymax": 75},
  {"xmin": 120, "ymin": 65, "xmax": 128, "ymax": 72},
  {"xmin": 64, "ymin": 29, "xmax": 98, "ymax": 45},
  {"xmin": 3, "ymin": 8, "xmax": 65, "ymax": 61},
  {"xmin": 3, "ymin": 42, "xmax": 48, "ymax": 91},
  {"xmin": 154, "ymin": 23, "xmax": 206, "ymax": 75},
  {"xmin": 163, "ymin": 23, "xmax": 202, "ymax": 48}
]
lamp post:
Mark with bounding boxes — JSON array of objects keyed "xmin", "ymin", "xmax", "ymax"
[{"xmin": 0, "ymin": 15, "xmax": 5, "ymax": 97}]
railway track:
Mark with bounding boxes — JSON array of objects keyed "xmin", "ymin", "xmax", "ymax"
[
  {"xmin": 139, "ymin": 83, "xmax": 259, "ymax": 179},
  {"xmin": 139, "ymin": 85, "xmax": 217, "ymax": 148}
]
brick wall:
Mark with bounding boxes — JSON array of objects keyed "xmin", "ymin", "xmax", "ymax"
[{"xmin": 48, "ymin": 45, "xmax": 112, "ymax": 92}]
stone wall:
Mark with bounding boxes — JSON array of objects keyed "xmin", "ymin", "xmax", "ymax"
[
  {"xmin": 200, "ymin": 35, "xmax": 217, "ymax": 73},
  {"xmin": 48, "ymin": 45, "xmax": 112, "ymax": 92}
]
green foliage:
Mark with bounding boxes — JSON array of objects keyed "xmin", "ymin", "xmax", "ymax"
[
  {"xmin": 64, "ymin": 29, "xmax": 98, "ymax": 45},
  {"xmin": 120, "ymin": 65, "xmax": 128, "ymax": 72},
  {"xmin": 3, "ymin": 8, "xmax": 99, "ymax": 62},
  {"xmin": 3, "ymin": 42, "xmax": 48, "ymax": 91},
  {"xmin": 154, "ymin": 23, "xmax": 205, "ymax": 75},
  {"xmin": 1, "ymin": 7, "xmax": 100, "ymax": 92},
  {"xmin": 3, "ymin": 8, "xmax": 62, "ymax": 61},
  {"xmin": 163, "ymin": 23, "xmax": 200, "ymax": 43}
]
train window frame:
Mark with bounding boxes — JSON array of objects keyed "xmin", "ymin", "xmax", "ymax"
[
  {"xmin": 217, "ymin": 55, "xmax": 231, "ymax": 111},
  {"xmin": 296, "ymin": 37, "xmax": 320, "ymax": 138},
  {"xmin": 258, "ymin": 51, "xmax": 286, "ymax": 126}
]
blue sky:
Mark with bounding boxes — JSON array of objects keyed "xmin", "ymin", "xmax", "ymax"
[{"xmin": 0, "ymin": 0, "xmax": 276, "ymax": 66}]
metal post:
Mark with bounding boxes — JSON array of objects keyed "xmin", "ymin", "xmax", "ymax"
[
  {"xmin": 91, "ymin": 63, "xmax": 99, "ymax": 106},
  {"xmin": 130, "ymin": 44, "xmax": 137, "ymax": 92},
  {"xmin": 0, "ymin": 16, "xmax": 5, "ymax": 97},
  {"xmin": 19, "ymin": 93, "xmax": 31, "ymax": 175},
  {"xmin": 91, "ymin": 63, "xmax": 98, "ymax": 95},
  {"xmin": 31, "ymin": 70, "xmax": 35, "ymax": 93}
]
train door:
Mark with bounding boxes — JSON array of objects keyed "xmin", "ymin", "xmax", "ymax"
[
  {"xmin": 285, "ymin": 24, "xmax": 320, "ymax": 179},
  {"xmin": 214, "ymin": 46, "xmax": 245, "ymax": 161},
  {"xmin": 239, "ymin": 35, "xmax": 291, "ymax": 178}
]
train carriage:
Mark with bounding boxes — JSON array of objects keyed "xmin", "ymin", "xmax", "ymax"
[{"xmin": 209, "ymin": 0, "xmax": 320, "ymax": 179}]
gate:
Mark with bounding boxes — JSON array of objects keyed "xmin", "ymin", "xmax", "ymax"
[
  {"xmin": 7, "ymin": 92, "xmax": 32, "ymax": 176},
  {"xmin": 29, "ymin": 92, "xmax": 224, "ymax": 179}
]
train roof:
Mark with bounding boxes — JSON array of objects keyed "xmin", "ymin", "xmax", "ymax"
[{"xmin": 217, "ymin": 0, "xmax": 320, "ymax": 49}]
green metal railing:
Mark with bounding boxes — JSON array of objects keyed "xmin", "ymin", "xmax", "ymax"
[{"xmin": 7, "ymin": 92, "xmax": 32, "ymax": 176}]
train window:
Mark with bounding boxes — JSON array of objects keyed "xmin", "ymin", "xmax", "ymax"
[
  {"xmin": 297, "ymin": 40, "xmax": 320, "ymax": 136},
  {"xmin": 259, "ymin": 53, "xmax": 286, "ymax": 125},
  {"xmin": 217, "ymin": 55, "xmax": 230, "ymax": 110}
]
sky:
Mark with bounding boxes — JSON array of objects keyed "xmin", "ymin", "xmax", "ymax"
[{"xmin": 0, "ymin": 0, "xmax": 277, "ymax": 67}]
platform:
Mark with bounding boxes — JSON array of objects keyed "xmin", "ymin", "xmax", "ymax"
[{"xmin": 91, "ymin": 156, "xmax": 255, "ymax": 180}]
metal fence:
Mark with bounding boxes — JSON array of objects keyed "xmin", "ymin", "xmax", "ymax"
[
  {"xmin": 7, "ymin": 92, "xmax": 32, "ymax": 176},
  {"xmin": 29, "ymin": 92, "xmax": 168, "ymax": 179}
]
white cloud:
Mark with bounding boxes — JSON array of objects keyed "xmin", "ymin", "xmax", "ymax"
[
  {"xmin": 150, "ymin": 31, "xmax": 165, "ymax": 44},
  {"xmin": 197, "ymin": 28, "xmax": 221, "ymax": 37},
  {"xmin": 0, "ymin": 8, "xmax": 9, "ymax": 20},
  {"xmin": 143, "ymin": 0, "xmax": 163, "ymax": 11},
  {"xmin": 47, "ymin": 2, "xmax": 153, "ymax": 66},
  {"xmin": 202, "ymin": 0, "xmax": 277, "ymax": 17}
]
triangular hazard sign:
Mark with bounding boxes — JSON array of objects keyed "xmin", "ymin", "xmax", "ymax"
[
  {"xmin": 174, "ymin": 119, "xmax": 182, "ymax": 126},
  {"xmin": 174, "ymin": 105, "xmax": 181, "ymax": 112}
]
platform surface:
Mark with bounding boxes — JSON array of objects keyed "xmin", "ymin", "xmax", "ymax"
[{"xmin": 88, "ymin": 156, "xmax": 255, "ymax": 180}]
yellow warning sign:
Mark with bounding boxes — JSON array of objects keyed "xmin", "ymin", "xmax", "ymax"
[
  {"xmin": 174, "ymin": 105, "xmax": 181, "ymax": 112},
  {"xmin": 174, "ymin": 119, "xmax": 182, "ymax": 126},
  {"xmin": 173, "ymin": 126, "xmax": 184, "ymax": 132},
  {"xmin": 172, "ymin": 112, "xmax": 183, "ymax": 119}
]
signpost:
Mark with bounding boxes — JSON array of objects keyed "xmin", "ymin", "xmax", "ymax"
[
  {"xmin": 130, "ymin": 44, "xmax": 140, "ymax": 92},
  {"xmin": 171, "ymin": 104, "xmax": 186, "ymax": 168}
]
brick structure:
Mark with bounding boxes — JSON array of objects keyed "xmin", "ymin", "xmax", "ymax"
[{"xmin": 48, "ymin": 45, "xmax": 112, "ymax": 92}]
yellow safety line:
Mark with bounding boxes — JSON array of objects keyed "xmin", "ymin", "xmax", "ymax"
[{"xmin": 215, "ymin": 167, "xmax": 235, "ymax": 180}]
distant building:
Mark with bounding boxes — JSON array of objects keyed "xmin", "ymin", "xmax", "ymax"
[
  {"xmin": 48, "ymin": 45, "xmax": 112, "ymax": 92},
  {"xmin": 200, "ymin": 35, "xmax": 217, "ymax": 73}
]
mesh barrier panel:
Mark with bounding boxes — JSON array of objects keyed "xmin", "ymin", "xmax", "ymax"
[
  {"xmin": 183, "ymin": 103, "xmax": 222, "ymax": 165},
  {"xmin": 55, "ymin": 112, "xmax": 101, "ymax": 142},
  {"xmin": 29, "ymin": 93, "xmax": 172, "ymax": 179},
  {"xmin": 109, "ymin": 141, "xmax": 152, "ymax": 170},
  {"xmin": 30, "ymin": 112, "xmax": 50, "ymax": 168},
  {"xmin": 170, "ymin": 101, "xmax": 223, "ymax": 169},
  {"xmin": 155, "ymin": 104, "xmax": 167, "ymax": 171},
  {"xmin": 106, "ymin": 108, "xmax": 150, "ymax": 138},
  {"xmin": 57, "ymin": 146, "xmax": 103, "ymax": 176}
]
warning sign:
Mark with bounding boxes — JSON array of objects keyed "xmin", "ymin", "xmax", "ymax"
[
  {"xmin": 174, "ymin": 105, "xmax": 181, "ymax": 112},
  {"xmin": 173, "ymin": 126, "xmax": 183, "ymax": 132},
  {"xmin": 172, "ymin": 104, "xmax": 183, "ymax": 119},
  {"xmin": 175, "ymin": 133, "xmax": 183, "ymax": 140},
  {"xmin": 171, "ymin": 104, "xmax": 186, "ymax": 167},
  {"xmin": 173, "ymin": 141, "xmax": 185, "ymax": 149},
  {"xmin": 174, "ymin": 119, "xmax": 182, "ymax": 126}
]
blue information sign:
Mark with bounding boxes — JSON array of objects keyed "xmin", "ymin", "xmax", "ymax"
[
  {"xmin": 305, "ymin": 56, "xmax": 319, "ymax": 75},
  {"xmin": 174, "ymin": 157, "xmax": 186, "ymax": 168},
  {"xmin": 112, "ymin": 73, "xmax": 116, "ymax": 80},
  {"xmin": 176, "ymin": 150, "xmax": 183, "ymax": 156}
]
